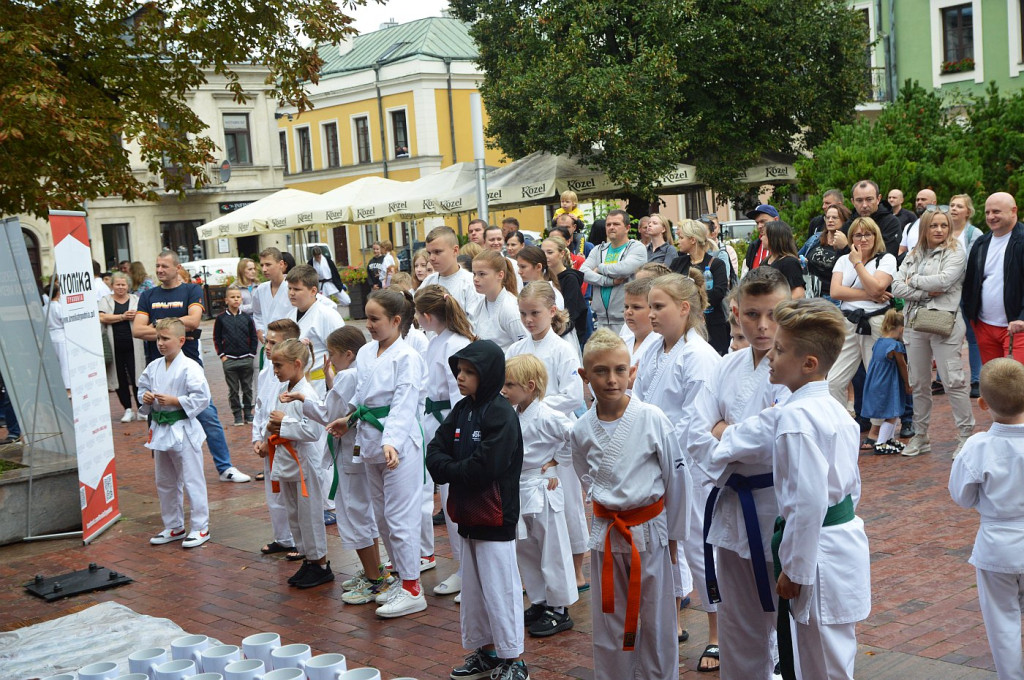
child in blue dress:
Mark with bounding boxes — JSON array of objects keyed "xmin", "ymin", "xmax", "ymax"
[{"xmin": 861, "ymin": 309, "xmax": 910, "ymax": 454}]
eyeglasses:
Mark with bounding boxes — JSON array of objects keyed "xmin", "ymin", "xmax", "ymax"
[
  {"xmin": 924, "ymin": 205, "xmax": 951, "ymax": 213},
  {"xmin": 851, "ymin": 233, "xmax": 873, "ymax": 240}
]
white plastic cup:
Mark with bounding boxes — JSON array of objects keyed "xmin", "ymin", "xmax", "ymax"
[
  {"xmin": 241, "ymin": 633, "xmax": 280, "ymax": 669},
  {"xmin": 223, "ymin": 659, "xmax": 264, "ymax": 680},
  {"xmin": 129, "ymin": 648, "xmax": 169, "ymax": 679},
  {"xmin": 303, "ymin": 654, "xmax": 347, "ymax": 680},
  {"xmin": 154, "ymin": 659, "xmax": 197, "ymax": 680},
  {"xmin": 114, "ymin": 674, "xmax": 151, "ymax": 680},
  {"xmin": 78, "ymin": 662, "xmax": 120, "ymax": 680},
  {"xmin": 171, "ymin": 636, "xmax": 210, "ymax": 669},
  {"xmin": 191, "ymin": 674, "xmax": 223, "ymax": 680},
  {"xmin": 201, "ymin": 646, "xmax": 241, "ymax": 676},
  {"xmin": 41, "ymin": 675, "xmax": 78, "ymax": 680},
  {"xmin": 338, "ymin": 670, "xmax": 380, "ymax": 680},
  {"xmin": 269, "ymin": 644, "xmax": 310, "ymax": 671},
  {"xmin": 262, "ymin": 670, "xmax": 303, "ymax": 680}
]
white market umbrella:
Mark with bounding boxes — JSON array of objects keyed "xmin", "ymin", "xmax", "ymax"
[
  {"xmin": 264, "ymin": 176, "xmax": 405, "ymax": 230},
  {"xmin": 196, "ymin": 188, "xmax": 319, "ymax": 240},
  {"xmin": 346, "ymin": 163, "xmax": 482, "ymax": 223}
]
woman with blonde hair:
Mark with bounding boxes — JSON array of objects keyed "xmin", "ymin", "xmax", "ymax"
[
  {"xmin": 541, "ymin": 234, "xmax": 588, "ymax": 343},
  {"xmin": 99, "ymin": 271, "xmax": 147, "ymax": 422},
  {"xmin": 892, "ymin": 207, "xmax": 974, "ymax": 457},
  {"xmin": 668, "ymin": 219, "xmax": 729, "ymax": 354},
  {"xmin": 236, "ymin": 257, "xmax": 259, "ymax": 314},
  {"xmin": 949, "ymin": 194, "xmax": 983, "ymax": 395},
  {"xmin": 379, "ymin": 239, "xmax": 397, "ymax": 288},
  {"xmin": 646, "ymin": 213, "xmax": 678, "ymax": 265}
]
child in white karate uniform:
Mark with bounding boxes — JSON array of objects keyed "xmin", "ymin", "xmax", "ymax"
[
  {"xmin": 633, "ymin": 271, "xmax": 722, "ymax": 671},
  {"xmin": 503, "ymin": 354, "xmax": 578, "ymax": 638},
  {"xmin": 572, "ymin": 329, "xmax": 690, "ymax": 680},
  {"xmin": 345, "ymin": 289, "xmax": 428, "ymax": 618},
  {"xmin": 621, "ymin": 278, "xmax": 661, "ymax": 369},
  {"xmin": 691, "ymin": 268, "xmax": 791, "ymax": 680},
  {"xmin": 472, "ymin": 250, "xmax": 527, "ymax": 351},
  {"xmin": 508, "ymin": 281, "xmax": 591, "ymax": 590},
  {"xmin": 138, "ymin": 318, "xmax": 211, "ymax": 549},
  {"xmin": 253, "ymin": 319, "xmax": 299, "ymax": 558},
  {"xmin": 949, "ymin": 358, "xmax": 1024, "ymax": 680},
  {"xmin": 419, "ymin": 226, "xmax": 483, "ymax": 319},
  {"xmin": 722, "ymin": 299, "xmax": 870, "ymax": 680},
  {"xmin": 266, "ymin": 338, "xmax": 333, "ymax": 588},
  {"xmin": 414, "ymin": 285, "xmax": 476, "ymax": 599}
]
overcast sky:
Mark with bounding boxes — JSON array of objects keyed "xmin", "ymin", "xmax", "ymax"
[{"xmin": 349, "ymin": 0, "xmax": 452, "ymax": 35}]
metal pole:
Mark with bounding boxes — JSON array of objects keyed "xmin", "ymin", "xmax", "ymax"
[{"xmin": 470, "ymin": 93, "xmax": 488, "ymax": 225}]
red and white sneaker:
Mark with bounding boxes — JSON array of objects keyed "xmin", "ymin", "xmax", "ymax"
[
  {"xmin": 182, "ymin": 530, "xmax": 211, "ymax": 548},
  {"xmin": 150, "ymin": 528, "xmax": 186, "ymax": 545}
]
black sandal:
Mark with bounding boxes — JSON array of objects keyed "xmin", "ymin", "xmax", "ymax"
[
  {"xmin": 260, "ymin": 541, "xmax": 294, "ymax": 555},
  {"xmin": 698, "ymin": 644, "xmax": 720, "ymax": 673},
  {"xmin": 285, "ymin": 551, "xmax": 305, "ymax": 561},
  {"xmin": 254, "ymin": 472, "xmax": 265, "ymax": 482}
]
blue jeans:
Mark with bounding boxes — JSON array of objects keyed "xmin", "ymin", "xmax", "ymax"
[
  {"xmin": 1, "ymin": 384, "xmax": 18, "ymax": 438},
  {"xmin": 964, "ymin": 309, "xmax": 982, "ymax": 384},
  {"xmin": 196, "ymin": 403, "xmax": 232, "ymax": 473}
]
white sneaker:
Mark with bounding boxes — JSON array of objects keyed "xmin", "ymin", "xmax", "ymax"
[
  {"xmin": 420, "ymin": 555, "xmax": 437, "ymax": 572},
  {"xmin": 120, "ymin": 409, "xmax": 134, "ymax": 423},
  {"xmin": 182, "ymin": 529, "xmax": 211, "ymax": 548},
  {"xmin": 433, "ymin": 572, "xmax": 461, "ymax": 595},
  {"xmin": 454, "ymin": 592, "xmax": 461, "ymax": 604},
  {"xmin": 952, "ymin": 435, "xmax": 971, "ymax": 459},
  {"xmin": 219, "ymin": 466, "xmax": 251, "ymax": 483},
  {"xmin": 136, "ymin": 411, "xmax": 148, "ymax": 422},
  {"xmin": 375, "ymin": 585, "xmax": 427, "ymax": 618},
  {"xmin": 150, "ymin": 528, "xmax": 186, "ymax": 545}
]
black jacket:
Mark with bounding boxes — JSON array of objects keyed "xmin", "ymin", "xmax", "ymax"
[
  {"xmin": 213, "ymin": 310, "xmax": 257, "ymax": 358},
  {"xmin": 668, "ymin": 251, "xmax": 728, "ymax": 329},
  {"xmin": 842, "ymin": 200, "xmax": 902, "ymax": 256},
  {"xmin": 557, "ymin": 268, "xmax": 588, "ymax": 340},
  {"xmin": 308, "ymin": 253, "xmax": 343, "ymax": 290},
  {"xmin": 963, "ymin": 222, "xmax": 1024, "ymax": 325},
  {"xmin": 425, "ymin": 340, "xmax": 523, "ymax": 541}
]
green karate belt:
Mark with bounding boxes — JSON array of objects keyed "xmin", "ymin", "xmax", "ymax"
[
  {"xmin": 772, "ymin": 494, "xmax": 855, "ymax": 680},
  {"xmin": 424, "ymin": 398, "xmax": 451, "ymax": 425},
  {"xmin": 348, "ymin": 404, "xmax": 390, "ymax": 432},
  {"xmin": 150, "ymin": 409, "xmax": 187, "ymax": 425}
]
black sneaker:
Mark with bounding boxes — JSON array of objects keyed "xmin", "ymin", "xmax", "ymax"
[
  {"xmin": 931, "ymin": 380, "xmax": 945, "ymax": 395},
  {"xmin": 493, "ymin": 661, "xmax": 530, "ymax": 680},
  {"xmin": 433, "ymin": 510, "xmax": 446, "ymax": 526},
  {"xmin": 288, "ymin": 560, "xmax": 311, "ymax": 586},
  {"xmin": 450, "ymin": 648, "xmax": 501, "ymax": 679},
  {"xmin": 233, "ymin": 415, "xmax": 244, "ymax": 427},
  {"xmin": 528, "ymin": 608, "xmax": 573, "ymax": 637},
  {"xmin": 295, "ymin": 561, "xmax": 335, "ymax": 589},
  {"xmin": 899, "ymin": 422, "xmax": 915, "ymax": 439},
  {"xmin": 970, "ymin": 382, "xmax": 980, "ymax": 399},
  {"xmin": 523, "ymin": 603, "xmax": 547, "ymax": 626}
]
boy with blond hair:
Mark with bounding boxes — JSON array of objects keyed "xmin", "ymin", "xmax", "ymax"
[
  {"xmin": 949, "ymin": 358, "xmax": 1024, "ymax": 680},
  {"xmin": 571, "ymin": 329, "xmax": 689, "ymax": 680}
]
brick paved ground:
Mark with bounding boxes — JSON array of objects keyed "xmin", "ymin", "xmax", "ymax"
[{"xmin": 0, "ymin": 319, "xmax": 1004, "ymax": 678}]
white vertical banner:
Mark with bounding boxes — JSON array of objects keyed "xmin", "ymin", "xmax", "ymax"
[{"xmin": 50, "ymin": 210, "xmax": 121, "ymax": 543}]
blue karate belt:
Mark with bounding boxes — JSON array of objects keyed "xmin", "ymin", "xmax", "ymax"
[{"xmin": 703, "ymin": 472, "xmax": 775, "ymax": 613}]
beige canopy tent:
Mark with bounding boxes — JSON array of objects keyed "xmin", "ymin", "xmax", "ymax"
[
  {"xmin": 264, "ymin": 176, "xmax": 405, "ymax": 231},
  {"xmin": 195, "ymin": 188, "xmax": 320, "ymax": 240},
  {"xmin": 346, "ymin": 163, "xmax": 485, "ymax": 224}
]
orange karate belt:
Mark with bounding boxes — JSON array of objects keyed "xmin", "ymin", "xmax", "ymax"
[
  {"xmin": 591, "ymin": 496, "xmax": 666, "ymax": 651},
  {"xmin": 267, "ymin": 434, "xmax": 308, "ymax": 497}
]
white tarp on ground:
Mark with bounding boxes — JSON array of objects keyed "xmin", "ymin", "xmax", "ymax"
[
  {"xmin": 347, "ymin": 163, "xmax": 484, "ymax": 224},
  {"xmin": 196, "ymin": 189, "xmax": 320, "ymax": 240},
  {"xmin": 265, "ymin": 176, "xmax": 404, "ymax": 230},
  {"xmin": 0, "ymin": 601, "xmax": 218, "ymax": 680}
]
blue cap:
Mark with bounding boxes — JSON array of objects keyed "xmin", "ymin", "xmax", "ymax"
[{"xmin": 745, "ymin": 204, "xmax": 779, "ymax": 220}]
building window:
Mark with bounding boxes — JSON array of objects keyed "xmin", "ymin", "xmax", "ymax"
[
  {"xmin": 941, "ymin": 4, "xmax": 974, "ymax": 66},
  {"xmin": 323, "ymin": 122, "xmax": 340, "ymax": 168},
  {"xmin": 101, "ymin": 223, "xmax": 131, "ymax": 271},
  {"xmin": 279, "ymin": 131, "xmax": 289, "ymax": 174},
  {"xmin": 297, "ymin": 127, "xmax": 312, "ymax": 172},
  {"xmin": 223, "ymin": 113, "xmax": 252, "ymax": 165},
  {"xmin": 391, "ymin": 110, "xmax": 410, "ymax": 158},
  {"xmin": 160, "ymin": 220, "xmax": 204, "ymax": 261},
  {"xmin": 354, "ymin": 117, "xmax": 371, "ymax": 164},
  {"xmin": 361, "ymin": 224, "xmax": 376, "ymax": 249}
]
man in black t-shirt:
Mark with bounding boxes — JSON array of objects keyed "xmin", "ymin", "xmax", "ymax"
[{"xmin": 133, "ymin": 250, "xmax": 251, "ymax": 483}]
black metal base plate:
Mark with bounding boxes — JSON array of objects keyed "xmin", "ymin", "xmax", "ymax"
[{"xmin": 24, "ymin": 563, "xmax": 132, "ymax": 601}]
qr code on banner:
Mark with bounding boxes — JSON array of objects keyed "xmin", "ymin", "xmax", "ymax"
[
  {"xmin": 79, "ymin": 486, "xmax": 87, "ymax": 510},
  {"xmin": 103, "ymin": 473, "xmax": 115, "ymax": 503}
]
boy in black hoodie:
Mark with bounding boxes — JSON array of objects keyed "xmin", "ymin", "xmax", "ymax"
[{"xmin": 426, "ymin": 339, "xmax": 528, "ymax": 680}]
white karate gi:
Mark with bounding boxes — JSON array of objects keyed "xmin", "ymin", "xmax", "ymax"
[
  {"xmin": 475, "ymin": 289, "xmax": 528, "ymax": 351},
  {"xmin": 571, "ymin": 398, "xmax": 690, "ymax": 680},
  {"xmin": 251, "ymin": 280, "xmax": 292, "ymax": 334},
  {"xmin": 253, "ymin": 363, "xmax": 292, "ymax": 548},
  {"xmin": 268, "ymin": 378, "xmax": 328, "ymax": 561},
  {"xmin": 302, "ymin": 367, "xmax": 378, "ymax": 552},
  {"xmin": 507, "ymin": 329, "xmax": 589, "ymax": 554},
  {"xmin": 516, "ymin": 400, "xmax": 579, "ymax": 609},
  {"xmin": 949, "ymin": 423, "xmax": 1024, "ymax": 680},
  {"xmin": 423, "ymin": 330, "xmax": 472, "ymax": 564},
  {"xmin": 138, "ymin": 352, "xmax": 211, "ymax": 534},
  {"xmin": 420, "ymin": 269, "xmax": 483, "ymax": 321},
  {"xmin": 691, "ymin": 348, "xmax": 790, "ymax": 680},
  {"xmin": 633, "ymin": 328, "xmax": 721, "ymax": 608},
  {"xmin": 350, "ymin": 338, "xmax": 427, "ymax": 581},
  {"xmin": 722, "ymin": 381, "xmax": 870, "ymax": 680},
  {"xmin": 405, "ymin": 327, "xmax": 429, "ymax": 356}
]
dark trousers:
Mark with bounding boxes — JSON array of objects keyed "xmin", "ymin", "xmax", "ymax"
[
  {"xmin": 222, "ymin": 358, "xmax": 254, "ymax": 418},
  {"xmin": 1, "ymin": 381, "xmax": 18, "ymax": 438},
  {"xmin": 113, "ymin": 339, "xmax": 139, "ymax": 410}
]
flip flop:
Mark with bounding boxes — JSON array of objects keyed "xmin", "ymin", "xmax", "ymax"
[
  {"xmin": 254, "ymin": 472, "xmax": 265, "ymax": 482},
  {"xmin": 261, "ymin": 541, "xmax": 294, "ymax": 555},
  {"xmin": 698, "ymin": 644, "xmax": 720, "ymax": 673},
  {"xmin": 678, "ymin": 630, "xmax": 690, "ymax": 643},
  {"xmin": 285, "ymin": 551, "xmax": 305, "ymax": 561},
  {"xmin": 859, "ymin": 437, "xmax": 876, "ymax": 452}
]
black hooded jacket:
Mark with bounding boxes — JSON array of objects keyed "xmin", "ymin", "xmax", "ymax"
[
  {"xmin": 842, "ymin": 199, "xmax": 902, "ymax": 257},
  {"xmin": 425, "ymin": 339, "xmax": 523, "ymax": 541}
]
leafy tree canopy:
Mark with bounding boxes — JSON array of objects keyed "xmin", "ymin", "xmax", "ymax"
[
  {"xmin": 450, "ymin": 0, "xmax": 868, "ymax": 202},
  {"xmin": 1, "ymin": 0, "xmax": 366, "ymax": 218},
  {"xmin": 780, "ymin": 81, "xmax": 1024, "ymax": 236}
]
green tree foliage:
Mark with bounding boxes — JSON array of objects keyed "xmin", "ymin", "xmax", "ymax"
[
  {"xmin": 449, "ymin": 0, "xmax": 868, "ymax": 202},
  {"xmin": 782, "ymin": 81, "xmax": 1024, "ymax": 235},
  {"xmin": 0, "ymin": 0, "xmax": 366, "ymax": 218}
]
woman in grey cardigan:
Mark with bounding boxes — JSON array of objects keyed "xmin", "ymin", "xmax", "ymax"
[
  {"xmin": 892, "ymin": 208, "xmax": 975, "ymax": 458},
  {"xmin": 98, "ymin": 272, "xmax": 147, "ymax": 423}
]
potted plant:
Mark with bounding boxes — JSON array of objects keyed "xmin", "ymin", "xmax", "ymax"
[
  {"xmin": 339, "ymin": 266, "xmax": 369, "ymax": 319},
  {"xmin": 941, "ymin": 57, "xmax": 975, "ymax": 74}
]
